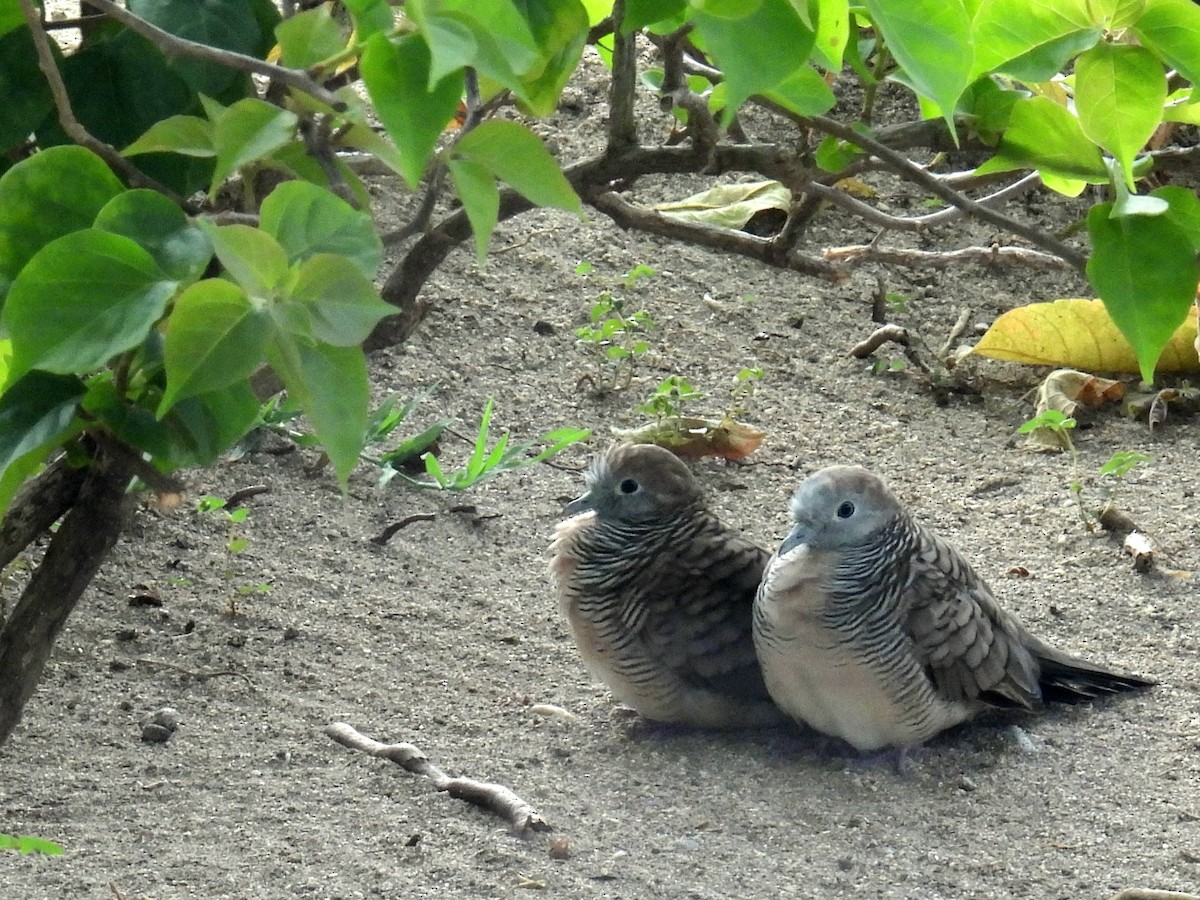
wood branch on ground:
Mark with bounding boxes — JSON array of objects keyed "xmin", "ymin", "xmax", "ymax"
[
  {"xmin": 0, "ymin": 446, "xmax": 136, "ymax": 745},
  {"xmin": 324, "ymin": 722, "xmax": 552, "ymax": 835}
]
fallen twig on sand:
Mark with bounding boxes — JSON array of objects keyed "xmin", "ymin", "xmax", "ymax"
[{"xmin": 324, "ymin": 722, "xmax": 552, "ymax": 835}]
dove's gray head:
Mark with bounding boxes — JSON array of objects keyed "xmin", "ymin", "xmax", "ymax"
[
  {"xmin": 565, "ymin": 443, "xmax": 701, "ymax": 523},
  {"xmin": 779, "ymin": 465, "xmax": 903, "ymax": 555}
]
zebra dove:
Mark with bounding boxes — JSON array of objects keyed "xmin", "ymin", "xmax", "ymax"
[
  {"xmin": 550, "ymin": 443, "xmax": 784, "ymax": 728},
  {"xmin": 754, "ymin": 465, "xmax": 1153, "ymax": 752}
]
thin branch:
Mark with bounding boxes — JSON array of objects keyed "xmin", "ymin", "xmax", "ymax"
[
  {"xmin": 825, "ymin": 242, "xmax": 1076, "ymax": 273},
  {"xmin": 589, "ymin": 190, "xmax": 843, "ymax": 280},
  {"xmin": 607, "ymin": 0, "xmax": 638, "ymax": 151},
  {"xmin": 807, "ymin": 114, "xmax": 1088, "ymax": 271},
  {"xmin": 83, "ymin": 0, "xmax": 348, "ymax": 111},
  {"xmin": 324, "ymin": 722, "xmax": 552, "ymax": 835},
  {"xmin": 0, "ymin": 456, "xmax": 87, "ymax": 571},
  {"xmin": 805, "ymin": 172, "xmax": 1042, "ymax": 232},
  {"xmin": 19, "ymin": 0, "xmax": 186, "ymax": 203}
]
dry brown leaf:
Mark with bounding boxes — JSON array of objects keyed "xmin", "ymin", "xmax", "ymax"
[
  {"xmin": 611, "ymin": 417, "xmax": 765, "ymax": 460},
  {"xmin": 972, "ymin": 299, "xmax": 1199, "ymax": 374},
  {"xmin": 654, "ymin": 181, "xmax": 791, "ymax": 231},
  {"xmin": 1024, "ymin": 369, "xmax": 1125, "ymax": 451}
]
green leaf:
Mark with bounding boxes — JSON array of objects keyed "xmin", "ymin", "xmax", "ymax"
[
  {"xmin": 437, "ymin": 0, "xmax": 541, "ymax": 75},
  {"xmin": 287, "ymin": 254, "xmax": 394, "ymax": 346},
  {"xmin": 811, "ymin": 0, "xmax": 851, "ymax": 70},
  {"xmin": 417, "ymin": 13, "xmax": 479, "ymax": 86},
  {"xmin": 448, "ymin": 157, "xmax": 500, "ymax": 262},
  {"xmin": 865, "ymin": 0, "xmax": 972, "ymax": 133},
  {"xmin": 453, "ymin": 120, "xmax": 581, "ymax": 212},
  {"xmin": 622, "ymin": 0, "xmax": 687, "ymax": 32},
  {"xmin": 4, "ymin": 229, "xmax": 176, "ymax": 380},
  {"xmin": 94, "ymin": 189, "xmax": 213, "ymax": 282},
  {"xmin": 158, "ymin": 279, "xmax": 269, "ymax": 415},
  {"xmin": 268, "ymin": 336, "xmax": 370, "ymax": 485},
  {"xmin": 122, "ymin": 115, "xmax": 215, "ymax": 158},
  {"xmin": 360, "ymin": 33, "xmax": 465, "ymax": 188},
  {"xmin": 166, "ymin": 381, "xmax": 261, "ymax": 467},
  {"xmin": 691, "ymin": 0, "xmax": 815, "ymax": 114},
  {"xmin": 342, "ymin": 0, "xmax": 397, "ymax": 39},
  {"xmin": 46, "ymin": 29, "xmax": 202, "ymax": 194},
  {"xmin": 814, "ymin": 135, "xmax": 862, "ymax": 173},
  {"xmin": 275, "ymin": 3, "xmax": 347, "ymax": 68},
  {"xmin": 763, "ymin": 63, "xmax": 837, "ymax": 117},
  {"xmin": 1133, "ymin": 0, "xmax": 1200, "ymax": 88},
  {"xmin": 1153, "ymin": 185, "xmax": 1200, "ymax": 251},
  {"xmin": 129, "ymin": 0, "xmax": 266, "ymax": 96},
  {"xmin": 0, "ymin": 371, "xmax": 86, "ymax": 485},
  {"xmin": 974, "ymin": 96, "xmax": 1107, "ymax": 182},
  {"xmin": 1086, "ymin": 201, "xmax": 1199, "ymax": 383},
  {"xmin": 1075, "ymin": 43, "xmax": 1165, "ymax": 191},
  {"xmin": 971, "ymin": 0, "xmax": 1100, "ymax": 80},
  {"xmin": 0, "ymin": 27, "xmax": 54, "ymax": 155},
  {"xmin": 511, "ymin": 0, "xmax": 590, "ymax": 116},
  {"xmin": 259, "ymin": 181, "xmax": 383, "ymax": 277},
  {"xmin": 0, "ymin": 146, "xmax": 124, "ymax": 295},
  {"xmin": 209, "ymin": 99, "xmax": 298, "ymax": 196},
  {"xmin": 198, "ymin": 222, "xmax": 290, "ymax": 299}
]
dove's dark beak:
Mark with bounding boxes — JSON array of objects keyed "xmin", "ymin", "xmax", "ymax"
[
  {"xmin": 564, "ymin": 491, "xmax": 594, "ymax": 516},
  {"xmin": 777, "ymin": 518, "xmax": 815, "ymax": 556}
]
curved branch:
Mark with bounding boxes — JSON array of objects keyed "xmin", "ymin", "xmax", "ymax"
[
  {"xmin": 589, "ymin": 190, "xmax": 843, "ymax": 279},
  {"xmin": 806, "ymin": 172, "xmax": 1042, "ymax": 232},
  {"xmin": 807, "ymin": 114, "xmax": 1089, "ymax": 271},
  {"xmin": 825, "ymin": 242, "xmax": 1074, "ymax": 273}
]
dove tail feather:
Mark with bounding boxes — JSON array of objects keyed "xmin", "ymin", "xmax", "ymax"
[{"xmin": 1035, "ymin": 650, "xmax": 1156, "ymax": 705}]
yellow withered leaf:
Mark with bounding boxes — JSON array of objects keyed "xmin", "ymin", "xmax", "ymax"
[{"xmin": 972, "ymin": 298, "xmax": 1200, "ymax": 374}]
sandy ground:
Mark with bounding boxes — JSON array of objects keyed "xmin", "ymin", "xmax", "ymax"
[{"xmin": 3, "ymin": 43, "xmax": 1200, "ymax": 900}]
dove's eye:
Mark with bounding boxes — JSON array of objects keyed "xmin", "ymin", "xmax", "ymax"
[
  {"xmin": 619, "ymin": 478, "xmax": 640, "ymax": 494},
  {"xmin": 836, "ymin": 501, "xmax": 855, "ymax": 519}
]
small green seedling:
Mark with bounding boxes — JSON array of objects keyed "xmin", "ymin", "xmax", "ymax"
[
  {"xmin": 401, "ymin": 399, "xmax": 589, "ymax": 491},
  {"xmin": 196, "ymin": 496, "xmax": 265, "ymax": 614},
  {"xmin": 1098, "ymin": 450, "xmax": 1150, "ymax": 510},
  {"xmin": 884, "ymin": 291, "xmax": 913, "ymax": 313},
  {"xmin": 575, "ymin": 293, "xmax": 654, "ymax": 391},
  {"xmin": 872, "ymin": 358, "xmax": 907, "ymax": 375},
  {"xmin": 727, "ymin": 367, "xmax": 764, "ymax": 417},
  {"xmin": 639, "ymin": 376, "xmax": 705, "ymax": 420},
  {"xmin": 1019, "ymin": 410, "xmax": 1088, "ymax": 524}
]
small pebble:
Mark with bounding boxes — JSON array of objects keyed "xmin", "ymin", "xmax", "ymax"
[
  {"xmin": 1009, "ymin": 725, "xmax": 1039, "ymax": 753},
  {"xmin": 140, "ymin": 723, "xmax": 172, "ymax": 744},
  {"xmin": 548, "ymin": 837, "xmax": 571, "ymax": 860},
  {"xmin": 958, "ymin": 775, "xmax": 977, "ymax": 792}
]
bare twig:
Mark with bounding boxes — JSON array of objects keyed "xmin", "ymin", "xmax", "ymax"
[
  {"xmin": 83, "ymin": 0, "xmax": 347, "ymax": 111},
  {"xmin": 324, "ymin": 722, "xmax": 552, "ymax": 835},
  {"xmin": 225, "ymin": 485, "xmax": 270, "ymax": 510},
  {"xmin": 135, "ymin": 658, "xmax": 253, "ymax": 685},
  {"xmin": 1107, "ymin": 891, "xmax": 1200, "ymax": 900},
  {"xmin": 936, "ymin": 308, "xmax": 973, "ymax": 360},
  {"xmin": 824, "ymin": 242, "xmax": 1076, "ymax": 273},
  {"xmin": 589, "ymin": 191, "xmax": 843, "ymax": 280},
  {"xmin": 370, "ymin": 513, "xmax": 437, "ymax": 546},
  {"xmin": 807, "ymin": 114, "xmax": 1089, "ymax": 271},
  {"xmin": 806, "ymin": 172, "xmax": 1042, "ymax": 232},
  {"xmin": 849, "ymin": 324, "xmax": 911, "ymax": 359},
  {"xmin": 848, "ymin": 324, "xmax": 934, "ymax": 376},
  {"xmin": 19, "ymin": 0, "xmax": 186, "ymax": 203}
]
